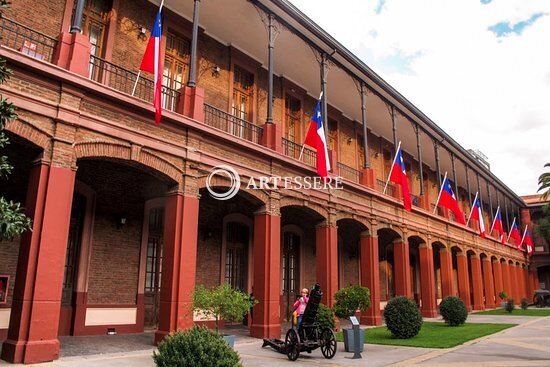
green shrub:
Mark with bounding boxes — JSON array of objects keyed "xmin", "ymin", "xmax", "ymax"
[
  {"xmin": 498, "ymin": 291, "xmax": 508, "ymax": 301},
  {"xmin": 383, "ymin": 297, "xmax": 423, "ymax": 339},
  {"xmin": 505, "ymin": 299, "xmax": 515, "ymax": 313},
  {"xmin": 333, "ymin": 285, "xmax": 371, "ymax": 319},
  {"xmin": 521, "ymin": 298, "xmax": 529, "ymax": 310},
  {"xmin": 439, "ymin": 296, "xmax": 468, "ymax": 326},
  {"xmin": 193, "ymin": 284, "xmax": 257, "ymax": 332},
  {"xmin": 316, "ymin": 303, "xmax": 336, "ymax": 332},
  {"xmin": 153, "ymin": 326, "xmax": 241, "ymax": 367}
]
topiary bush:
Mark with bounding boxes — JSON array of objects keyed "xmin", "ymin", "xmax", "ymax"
[
  {"xmin": 439, "ymin": 296, "xmax": 468, "ymax": 326},
  {"xmin": 333, "ymin": 285, "xmax": 371, "ymax": 320},
  {"xmin": 505, "ymin": 299, "xmax": 515, "ymax": 313},
  {"xmin": 521, "ymin": 298, "xmax": 529, "ymax": 310},
  {"xmin": 383, "ymin": 297, "xmax": 423, "ymax": 339},
  {"xmin": 316, "ymin": 303, "xmax": 336, "ymax": 332},
  {"xmin": 153, "ymin": 326, "xmax": 242, "ymax": 367}
]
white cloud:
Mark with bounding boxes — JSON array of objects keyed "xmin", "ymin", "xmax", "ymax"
[{"xmin": 290, "ymin": 0, "xmax": 550, "ymax": 196}]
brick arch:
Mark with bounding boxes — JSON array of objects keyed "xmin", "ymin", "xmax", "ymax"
[
  {"xmin": 279, "ymin": 196, "xmax": 328, "ymax": 221},
  {"xmin": 334, "ymin": 213, "xmax": 370, "ymax": 232},
  {"xmin": 5, "ymin": 118, "xmax": 51, "ymax": 150},
  {"xmin": 74, "ymin": 141, "xmax": 182, "ymax": 184},
  {"xmin": 197, "ymin": 174, "xmax": 269, "ymax": 206}
]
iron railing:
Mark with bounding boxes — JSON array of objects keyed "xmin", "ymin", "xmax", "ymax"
[
  {"xmin": 378, "ymin": 179, "xmax": 396, "ymax": 196},
  {"xmin": 338, "ymin": 163, "xmax": 362, "ymax": 183},
  {"xmin": 0, "ymin": 17, "xmax": 57, "ymax": 63},
  {"xmin": 411, "ymin": 194, "xmax": 421, "ymax": 207},
  {"xmin": 281, "ymin": 137, "xmax": 316, "ymax": 167},
  {"xmin": 203, "ymin": 103, "xmax": 263, "ymax": 144},
  {"xmin": 89, "ymin": 55, "xmax": 180, "ymax": 112}
]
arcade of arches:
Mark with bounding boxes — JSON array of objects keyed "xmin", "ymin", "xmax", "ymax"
[{"xmin": 0, "ymin": 129, "xmax": 534, "ymax": 364}]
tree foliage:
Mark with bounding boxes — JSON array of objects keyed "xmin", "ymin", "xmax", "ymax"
[
  {"xmin": 534, "ymin": 204, "xmax": 550, "ymax": 244},
  {"xmin": 0, "ymin": 11, "xmax": 32, "ymax": 241},
  {"xmin": 539, "ymin": 163, "xmax": 550, "ymax": 200}
]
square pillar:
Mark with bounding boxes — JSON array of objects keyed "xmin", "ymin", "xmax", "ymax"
[
  {"xmin": 470, "ymin": 256, "xmax": 485, "ymax": 310},
  {"xmin": 419, "ymin": 245, "xmax": 437, "ymax": 317},
  {"xmin": 492, "ymin": 260, "xmax": 503, "ymax": 306},
  {"xmin": 177, "ymin": 86, "xmax": 205, "ymax": 122},
  {"xmin": 456, "ymin": 254, "xmax": 471, "ymax": 311},
  {"xmin": 501, "ymin": 263, "xmax": 511, "ymax": 301},
  {"xmin": 52, "ymin": 32, "xmax": 91, "ymax": 78},
  {"xmin": 155, "ymin": 194, "xmax": 199, "ymax": 345},
  {"xmin": 360, "ymin": 234, "xmax": 381, "ymax": 326},
  {"xmin": 250, "ymin": 213, "xmax": 281, "ymax": 339},
  {"xmin": 394, "ymin": 240, "xmax": 412, "ymax": 298},
  {"xmin": 260, "ymin": 123, "xmax": 282, "ymax": 153},
  {"xmin": 2, "ymin": 164, "xmax": 76, "ymax": 364},
  {"xmin": 316, "ymin": 225, "xmax": 338, "ymax": 307},
  {"xmin": 510, "ymin": 265, "xmax": 519, "ymax": 304},
  {"xmin": 359, "ymin": 168, "xmax": 376, "ymax": 189},
  {"xmin": 439, "ymin": 248, "xmax": 454, "ymax": 299},
  {"xmin": 482, "ymin": 259, "xmax": 495, "ymax": 308},
  {"xmin": 528, "ymin": 269, "xmax": 537, "ymax": 298}
]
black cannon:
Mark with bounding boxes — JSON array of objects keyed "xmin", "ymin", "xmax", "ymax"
[
  {"xmin": 534, "ymin": 289, "xmax": 550, "ymax": 307},
  {"xmin": 262, "ymin": 283, "xmax": 337, "ymax": 361}
]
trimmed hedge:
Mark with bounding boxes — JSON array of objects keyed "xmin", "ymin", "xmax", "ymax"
[
  {"xmin": 317, "ymin": 303, "xmax": 336, "ymax": 332},
  {"xmin": 383, "ymin": 297, "xmax": 423, "ymax": 339},
  {"xmin": 153, "ymin": 326, "xmax": 242, "ymax": 367},
  {"xmin": 439, "ymin": 296, "xmax": 468, "ymax": 326}
]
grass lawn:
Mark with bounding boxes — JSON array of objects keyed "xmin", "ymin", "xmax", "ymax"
[
  {"xmin": 335, "ymin": 322, "xmax": 516, "ymax": 348},
  {"xmin": 473, "ymin": 308, "xmax": 550, "ymax": 316}
]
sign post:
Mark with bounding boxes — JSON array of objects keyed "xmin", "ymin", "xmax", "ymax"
[{"xmin": 350, "ymin": 316, "xmax": 362, "ymax": 359}]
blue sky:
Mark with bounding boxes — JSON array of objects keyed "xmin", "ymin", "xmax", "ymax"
[{"xmin": 289, "ymin": 0, "xmax": 550, "ymax": 196}]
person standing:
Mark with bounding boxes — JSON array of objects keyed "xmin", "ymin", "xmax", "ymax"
[{"xmin": 293, "ymin": 288, "xmax": 309, "ymax": 329}]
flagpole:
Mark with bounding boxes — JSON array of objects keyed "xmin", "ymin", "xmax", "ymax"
[
  {"xmin": 132, "ymin": 0, "xmax": 164, "ymax": 97},
  {"xmin": 298, "ymin": 91, "xmax": 323, "ymax": 161},
  {"xmin": 489, "ymin": 205, "xmax": 499, "ymax": 233},
  {"xmin": 508, "ymin": 217, "xmax": 516, "ymax": 239},
  {"xmin": 383, "ymin": 141, "xmax": 401, "ymax": 194},
  {"xmin": 520, "ymin": 225, "xmax": 527, "ymax": 246},
  {"xmin": 432, "ymin": 171, "xmax": 447, "ymax": 214},
  {"xmin": 465, "ymin": 191, "xmax": 478, "ymax": 227}
]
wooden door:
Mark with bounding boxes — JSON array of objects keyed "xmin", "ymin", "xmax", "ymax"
[
  {"xmin": 281, "ymin": 232, "xmax": 300, "ymax": 321},
  {"xmin": 144, "ymin": 207, "xmax": 164, "ymax": 329}
]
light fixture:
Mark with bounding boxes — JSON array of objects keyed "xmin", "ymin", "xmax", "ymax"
[
  {"xmin": 347, "ymin": 137, "xmax": 353, "ymax": 144},
  {"xmin": 116, "ymin": 216, "xmax": 127, "ymax": 229},
  {"xmin": 138, "ymin": 26, "xmax": 147, "ymax": 40},
  {"xmin": 212, "ymin": 65, "xmax": 221, "ymax": 77}
]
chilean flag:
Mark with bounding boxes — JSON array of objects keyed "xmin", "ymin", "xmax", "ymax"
[
  {"xmin": 139, "ymin": 5, "xmax": 164, "ymax": 125},
  {"xmin": 388, "ymin": 143, "xmax": 411, "ymax": 211},
  {"xmin": 490, "ymin": 207, "xmax": 505, "ymax": 244},
  {"xmin": 521, "ymin": 226, "xmax": 534, "ymax": 256},
  {"xmin": 509, "ymin": 218, "xmax": 522, "ymax": 246},
  {"xmin": 304, "ymin": 95, "xmax": 330, "ymax": 178},
  {"xmin": 468, "ymin": 193, "xmax": 485, "ymax": 237},
  {"xmin": 437, "ymin": 176, "xmax": 465, "ymax": 224}
]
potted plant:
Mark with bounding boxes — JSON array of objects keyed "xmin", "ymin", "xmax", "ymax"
[
  {"xmin": 498, "ymin": 291, "xmax": 508, "ymax": 308},
  {"xmin": 333, "ymin": 285, "xmax": 370, "ymax": 353},
  {"xmin": 193, "ymin": 283, "xmax": 257, "ymax": 348}
]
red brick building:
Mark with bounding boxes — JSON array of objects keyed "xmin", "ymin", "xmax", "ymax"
[
  {"xmin": 0, "ymin": 0, "xmax": 534, "ymax": 364},
  {"xmin": 523, "ymin": 195, "xmax": 550, "ymax": 289}
]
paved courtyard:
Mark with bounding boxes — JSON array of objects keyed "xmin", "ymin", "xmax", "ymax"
[{"xmin": 1, "ymin": 314, "xmax": 549, "ymax": 366}]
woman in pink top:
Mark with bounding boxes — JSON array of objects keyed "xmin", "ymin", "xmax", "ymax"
[{"xmin": 293, "ymin": 288, "xmax": 309, "ymax": 329}]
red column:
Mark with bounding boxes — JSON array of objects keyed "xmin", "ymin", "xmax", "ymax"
[
  {"xmin": 53, "ymin": 32, "xmax": 91, "ymax": 78},
  {"xmin": 470, "ymin": 256, "xmax": 484, "ymax": 310},
  {"xmin": 360, "ymin": 234, "xmax": 381, "ymax": 325},
  {"xmin": 501, "ymin": 262, "xmax": 511, "ymax": 300},
  {"xmin": 492, "ymin": 260, "xmax": 503, "ymax": 306},
  {"xmin": 482, "ymin": 258, "xmax": 496, "ymax": 308},
  {"xmin": 510, "ymin": 265, "xmax": 519, "ymax": 304},
  {"xmin": 250, "ymin": 213, "xmax": 281, "ymax": 339},
  {"xmin": 533, "ymin": 269, "xmax": 540, "ymax": 291},
  {"xmin": 2, "ymin": 164, "xmax": 76, "ymax": 364},
  {"xmin": 523, "ymin": 267, "xmax": 529, "ymax": 300},
  {"xmin": 316, "ymin": 225, "xmax": 338, "ymax": 307},
  {"xmin": 155, "ymin": 194, "xmax": 199, "ymax": 344},
  {"xmin": 456, "ymin": 254, "xmax": 471, "ymax": 311},
  {"xmin": 394, "ymin": 240, "xmax": 412, "ymax": 298},
  {"xmin": 439, "ymin": 249, "xmax": 454, "ymax": 299},
  {"xmin": 419, "ymin": 245, "xmax": 437, "ymax": 317}
]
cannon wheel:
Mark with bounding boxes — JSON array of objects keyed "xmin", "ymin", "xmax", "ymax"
[
  {"xmin": 320, "ymin": 328, "xmax": 337, "ymax": 359},
  {"xmin": 285, "ymin": 328, "xmax": 301, "ymax": 361}
]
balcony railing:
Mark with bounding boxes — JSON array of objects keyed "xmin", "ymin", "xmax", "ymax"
[
  {"xmin": 203, "ymin": 103, "xmax": 263, "ymax": 144},
  {"xmin": 378, "ymin": 179, "xmax": 396, "ymax": 196},
  {"xmin": 411, "ymin": 194, "xmax": 421, "ymax": 207},
  {"xmin": 89, "ymin": 55, "xmax": 180, "ymax": 112},
  {"xmin": 0, "ymin": 17, "xmax": 57, "ymax": 63},
  {"xmin": 281, "ymin": 137, "xmax": 316, "ymax": 167},
  {"xmin": 338, "ymin": 163, "xmax": 362, "ymax": 183}
]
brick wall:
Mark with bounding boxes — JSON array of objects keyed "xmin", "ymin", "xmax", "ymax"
[
  {"xmin": 0, "ymin": 239, "xmax": 18, "ymax": 307},
  {"xmin": 2, "ymin": 0, "xmax": 65, "ymax": 38}
]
